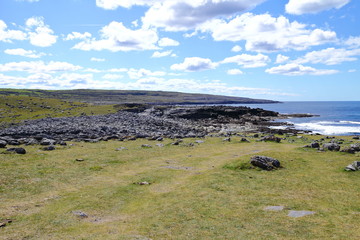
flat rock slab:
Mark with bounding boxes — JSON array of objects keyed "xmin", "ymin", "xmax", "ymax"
[
  {"xmin": 264, "ymin": 206, "xmax": 285, "ymax": 211},
  {"xmin": 288, "ymin": 210, "xmax": 315, "ymax": 218},
  {"xmin": 161, "ymin": 165, "xmax": 193, "ymax": 170}
]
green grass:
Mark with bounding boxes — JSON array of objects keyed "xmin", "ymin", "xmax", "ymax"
[
  {"xmin": 0, "ymin": 95, "xmax": 117, "ymax": 127},
  {"xmin": 1, "ymin": 136, "xmax": 360, "ymax": 239}
]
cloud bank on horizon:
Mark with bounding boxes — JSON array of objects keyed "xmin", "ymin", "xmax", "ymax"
[{"xmin": 0, "ymin": 0, "xmax": 359, "ymax": 100}]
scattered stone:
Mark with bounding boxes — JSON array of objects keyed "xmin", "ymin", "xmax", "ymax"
[
  {"xmin": 0, "ymin": 140, "xmax": 7, "ymax": 148},
  {"xmin": 195, "ymin": 140, "xmax": 204, "ymax": 144},
  {"xmin": 25, "ymin": 138, "xmax": 39, "ymax": 145},
  {"xmin": 135, "ymin": 181, "xmax": 151, "ymax": 185},
  {"xmin": 341, "ymin": 146, "xmax": 356, "ymax": 154},
  {"xmin": 42, "ymin": 145, "xmax": 55, "ymax": 151},
  {"xmin": 223, "ymin": 137, "xmax": 231, "ymax": 142},
  {"xmin": 352, "ymin": 136, "xmax": 359, "ymax": 140},
  {"xmin": 260, "ymin": 135, "xmax": 281, "ymax": 143},
  {"xmin": 75, "ymin": 158, "xmax": 85, "ymax": 162},
  {"xmin": 350, "ymin": 143, "xmax": 360, "ymax": 151},
  {"xmin": 0, "ymin": 219, "xmax": 13, "ymax": 228},
  {"xmin": 115, "ymin": 147, "xmax": 128, "ymax": 151},
  {"xmin": 287, "ymin": 210, "xmax": 315, "ymax": 218},
  {"xmin": 241, "ymin": 138, "xmax": 250, "ymax": 142},
  {"xmin": 161, "ymin": 165, "xmax": 193, "ymax": 170},
  {"xmin": 345, "ymin": 161, "xmax": 360, "ymax": 171},
  {"xmin": 58, "ymin": 141, "xmax": 67, "ymax": 146},
  {"xmin": 141, "ymin": 144, "xmax": 152, "ymax": 148},
  {"xmin": 84, "ymin": 139, "xmax": 99, "ymax": 143},
  {"xmin": 250, "ymin": 155, "xmax": 281, "ymax": 171},
  {"xmin": 156, "ymin": 137, "xmax": 163, "ymax": 141},
  {"xmin": 171, "ymin": 140, "xmax": 183, "ymax": 145},
  {"xmin": 264, "ymin": 206, "xmax": 285, "ymax": 211},
  {"xmin": 7, "ymin": 139, "xmax": 20, "ymax": 145},
  {"xmin": 72, "ymin": 210, "xmax": 88, "ymax": 218},
  {"xmin": 310, "ymin": 142, "xmax": 320, "ymax": 148},
  {"xmin": 155, "ymin": 143, "xmax": 164, "ymax": 147},
  {"xmin": 6, "ymin": 147, "xmax": 26, "ymax": 154},
  {"xmin": 322, "ymin": 143, "xmax": 340, "ymax": 151},
  {"xmin": 40, "ymin": 138, "xmax": 56, "ymax": 146}
]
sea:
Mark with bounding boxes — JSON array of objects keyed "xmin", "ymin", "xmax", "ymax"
[{"xmin": 233, "ymin": 101, "xmax": 360, "ymax": 136}]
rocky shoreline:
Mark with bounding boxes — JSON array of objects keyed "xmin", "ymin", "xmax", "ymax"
[{"xmin": 0, "ymin": 105, "xmax": 313, "ymax": 146}]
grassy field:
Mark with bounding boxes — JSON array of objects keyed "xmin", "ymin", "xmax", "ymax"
[
  {"xmin": 1, "ymin": 135, "xmax": 360, "ymax": 239},
  {"xmin": 0, "ymin": 95, "xmax": 117, "ymax": 127}
]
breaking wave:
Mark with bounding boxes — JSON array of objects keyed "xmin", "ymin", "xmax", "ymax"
[{"xmin": 294, "ymin": 121, "xmax": 360, "ymax": 135}]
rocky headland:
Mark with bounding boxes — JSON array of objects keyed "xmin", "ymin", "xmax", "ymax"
[{"xmin": 0, "ymin": 105, "xmax": 313, "ymax": 145}]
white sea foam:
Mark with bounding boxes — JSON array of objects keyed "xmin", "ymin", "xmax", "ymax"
[
  {"xmin": 295, "ymin": 122, "xmax": 360, "ymax": 135},
  {"xmin": 339, "ymin": 121, "xmax": 360, "ymax": 125}
]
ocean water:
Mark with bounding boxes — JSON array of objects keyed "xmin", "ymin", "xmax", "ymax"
[{"xmin": 234, "ymin": 101, "xmax": 360, "ymax": 136}]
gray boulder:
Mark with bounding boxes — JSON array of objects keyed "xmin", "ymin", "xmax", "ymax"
[
  {"xmin": 340, "ymin": 147, "xmax": 356, "ymax": 154},
  {"xmin": 322, "ymin": 143, "xmax": 340, "ymax": 151},
  {"xmin": 0, "ymin": 140, "xmax": 7, "ymax": 148},
  {"xmin": 6, "ymin": 147, "xmax": 26, "ymax": 154},
  {"xmin": 310, "ymin": 142, "xmax": 320, "ymax": 148},
  {"xmin": 250, "ymin": 155, "xmax": 281, "ymax": 171},
  {"xmin": 345, "ymin": 161, "xmax": 360, "ymax": 171},
  {"xmin": 260, "ymin": 135, "xmax": 281, "ymax": 143},
  {"xmin": 350, "ymin": 143, "xmax": 360, "ymax": 151},
  {"xmin": 40, "ymin": 138, "xmax": 56, "ymax": 146},
  {"xmin": 42, "ymin": 145, "xmax": 55, "ymax": 151}
]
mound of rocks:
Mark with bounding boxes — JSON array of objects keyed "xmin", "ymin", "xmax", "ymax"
[
  {"xmin": 250, "ymin": 155, "xmax": 281, "ymax": 171},
  {"xmin": 0, "ymin": 105, "xmax": 299, "ymax": 145}
]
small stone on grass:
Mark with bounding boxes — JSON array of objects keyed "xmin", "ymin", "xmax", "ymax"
[
  {"xmin": 264, "ymin": 206, "xmax": 285, "ymax": 211},
  {"xmin": 287, "ymin": 210, "xmax": 315, "ymax": 218}
]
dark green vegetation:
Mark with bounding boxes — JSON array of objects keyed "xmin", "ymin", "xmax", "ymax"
[
  {"xmin": 0, "ymin": 88, "xmax": 278, "ymax": 105},
  {"xmin": 1, "ymin": 136, "xmax": 360, "ymax": 239}
]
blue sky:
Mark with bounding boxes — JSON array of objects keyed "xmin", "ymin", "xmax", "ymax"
[{"xmin": 0, "ymin": 0, "xmax": 359, "ymax": 101}]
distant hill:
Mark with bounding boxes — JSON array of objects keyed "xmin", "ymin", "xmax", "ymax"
[{"xmin": 0, "ymin": 89, "xmax": 279, "ymax": 105}]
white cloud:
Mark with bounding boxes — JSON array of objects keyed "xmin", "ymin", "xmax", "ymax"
[
  {"xmin": 199, "ymin": 13, "xmax": 337, "ymax": 52},
  {"xmin": 0, "ymin": 61, "xmax": 82, "ymax": 73},
  {"xmin": 84, "ymin": 68, "xmax": 103, "ymax": 73},
  {"xmin": 95, "ymin": 0, "xmax": 156, "ymax": 9},
  {"xmin": 102, "ymin": 74, "xmax": 123, "ymax": 80},
  {"xmin": 265, "ymin": 63, "xmax": 339, "ymax": 76},
  {"xmin": 90, "ymin": 57, "xmax": 106, "ymax": 62},
  {"xmin": 109, "ymin": 68, "xmax": 128, "ymax": 73},
  {"xmin": 276, "ymin": 54, "xmax": 289, "ymax": 64},
  {"xmin": 151, "ymin": 50, "xmax": 174, "ymax": 58},
  {"xmin": 227, "ymin": 69, "xmax": 244, "ymax": 75},
  {"xmin": 4, "ymin": 48, "xmax": 46, "ymax": 58},
  {"xmin": 0, "ymin": 73, "xmax": 94, "ymax": 89},
  {"xmin": 127, "ymin": 68, "xmax": 167, "ymax": 79},
  {"xmin": 221, "ymin": 53, "xmax": 270, "ymax": 68},
  {"xmin": 142, "ymin": 0, "xmax": 266, "ymax": 31},
  {"xmin": 64, "ymin": 32, "xmax": 92, "ymax": 41},
  {"xmin": 286, "ymin": 0, "xmax": 350, "ymax": 15},
  {"xmin": 0, "ymin": 72, "xmax": 294, "ymax": 97},
  {"xmin": 25, "ymin": 17, "xmax": 57, "ymax": 47},
  {"xmin": 294, "ymin": 48, "xmax": 360, "ymax": 65},
  {"xmin": 73, "ymin": 21, "xmax": 159, "ymax": 52},
  {"xmin": 348, "ymin": 69, "xmax": 356, "ymax": 73},
  {"xmin": 171, "ymin": 57, "xmax": 218, "ymax": 72},
  {"xmin": 231, "ymin": 45, "xmax": 242, "ymax": 52},
  {"xmin": 0, "ymin": 20, "xmax": 27, "ymax": 43},
  {"xmin": 158, "ymin": 37, "xmax": 180, "ymax": 47},
  {"xmin": 345, "ymin": 36, "xmax": 360, "ymax": 48}
]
